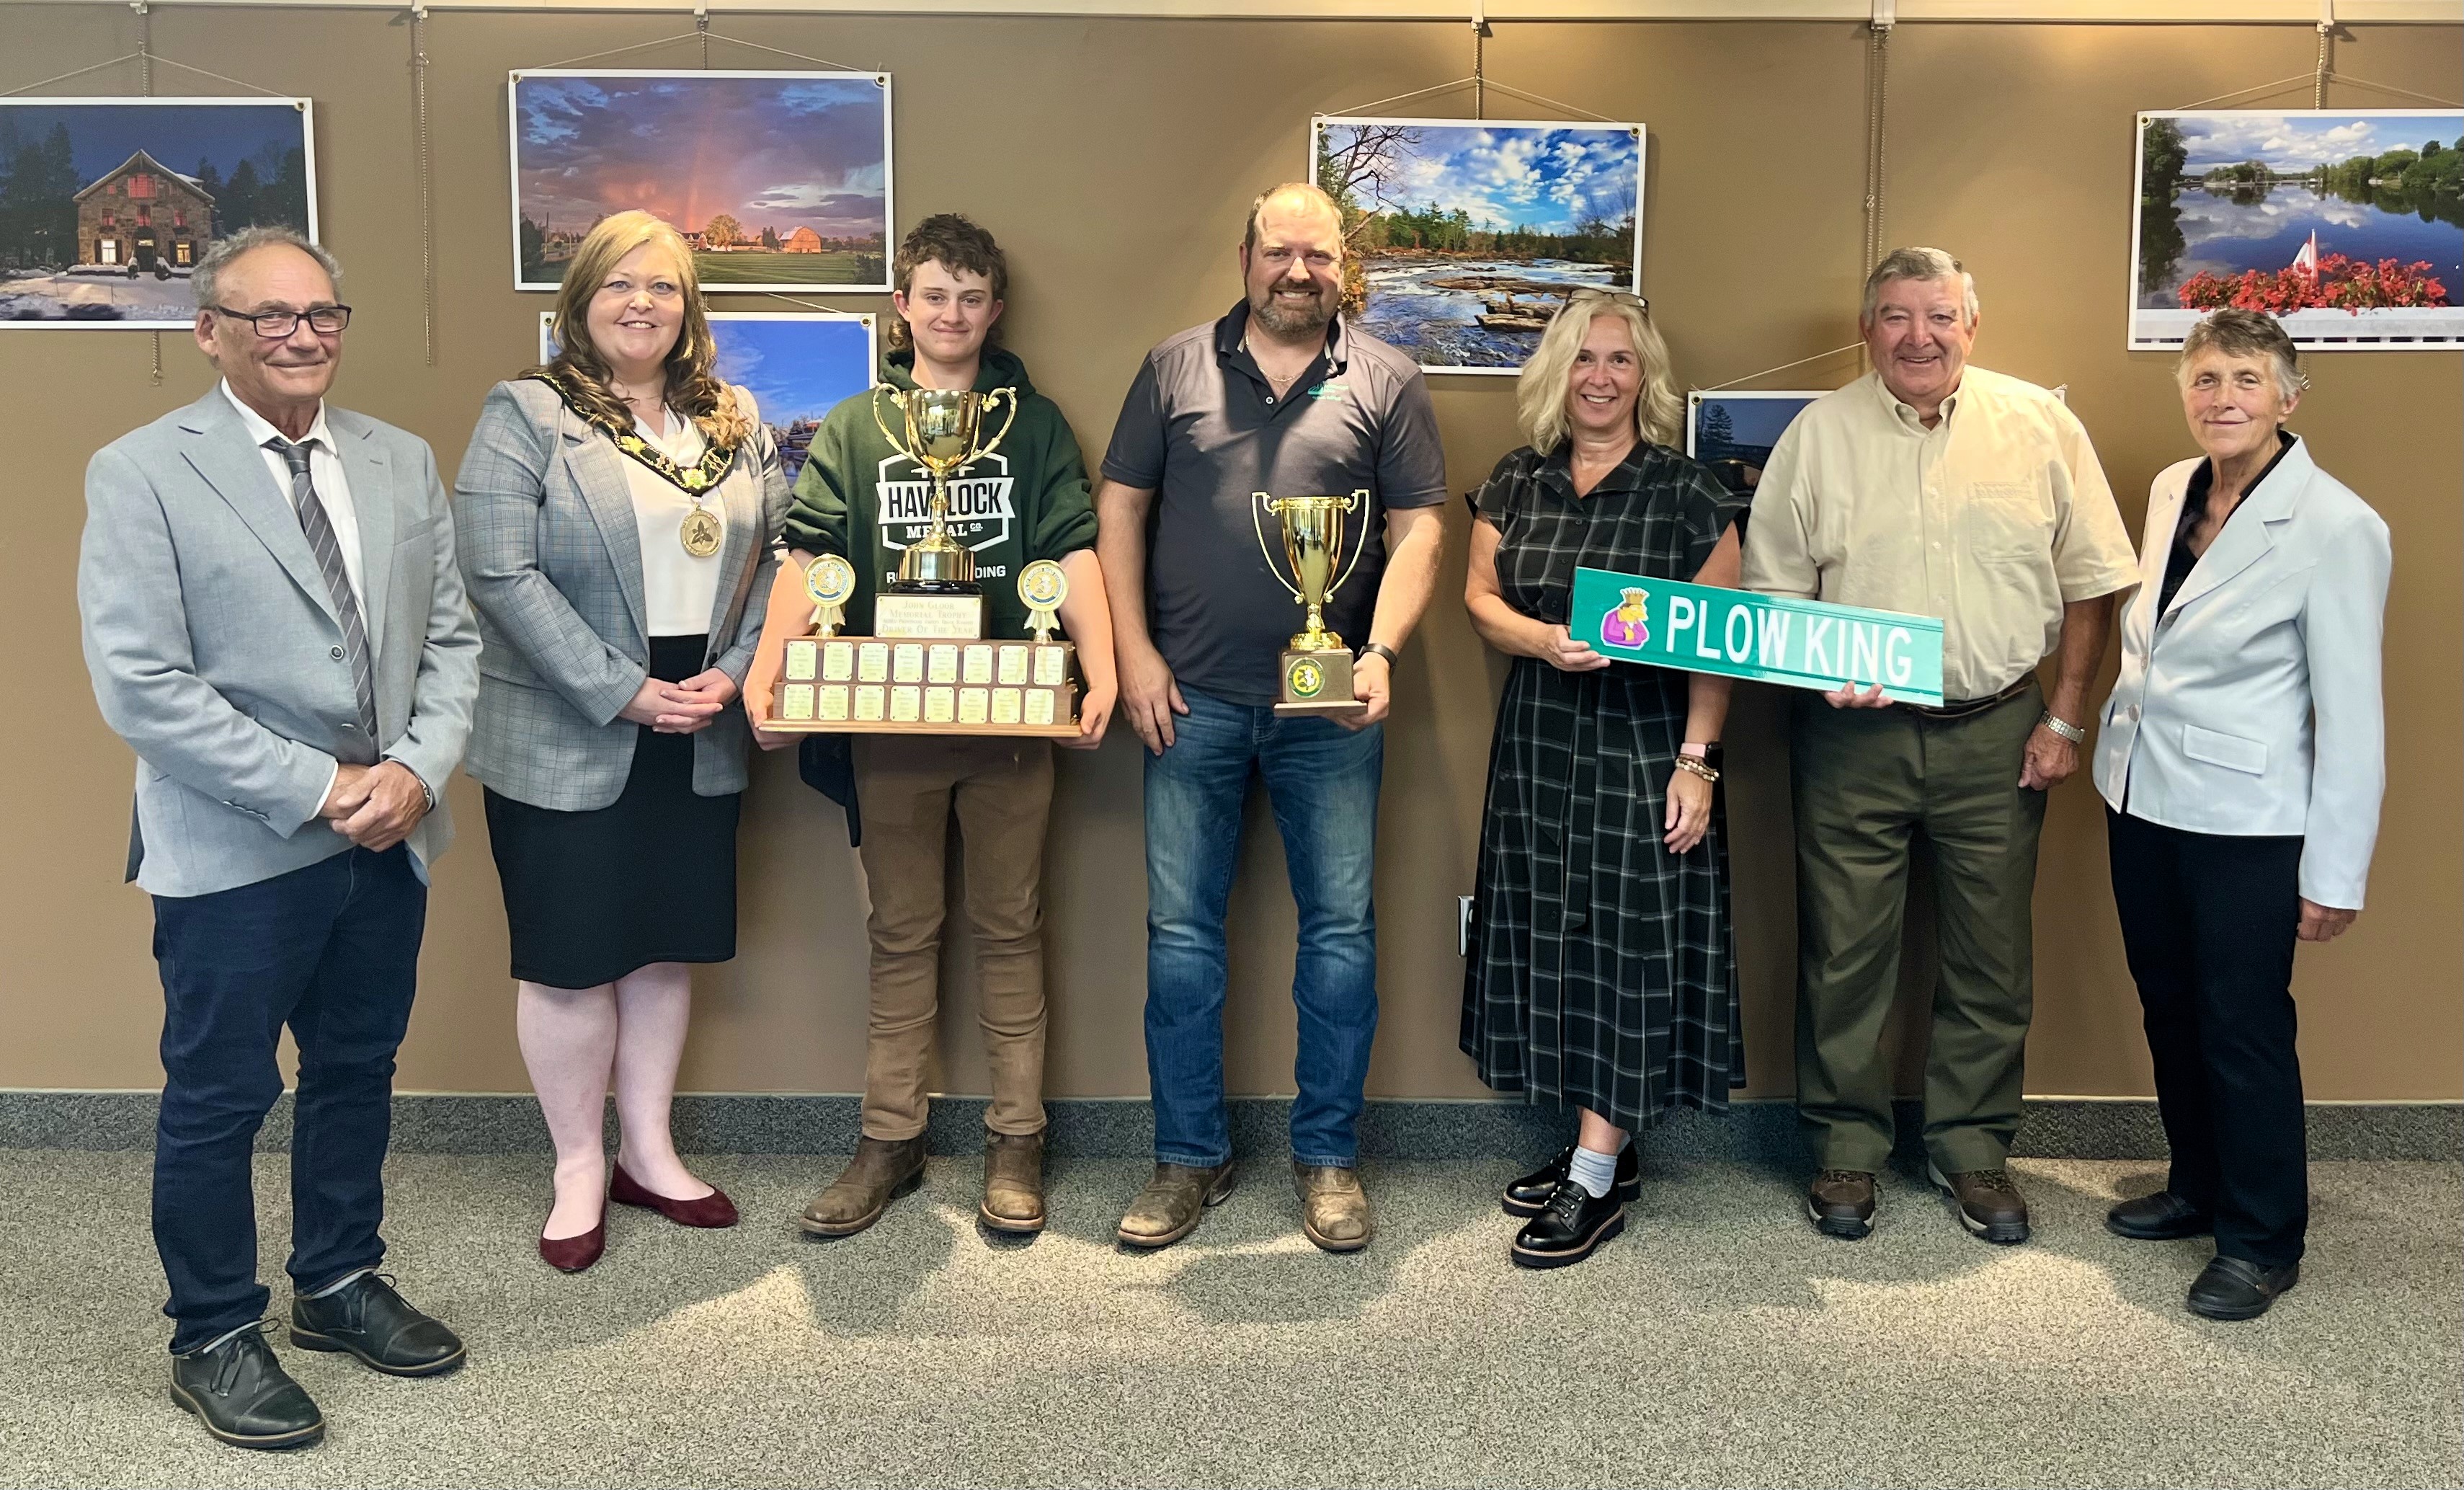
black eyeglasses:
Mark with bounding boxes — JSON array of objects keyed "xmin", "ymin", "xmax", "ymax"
[{"xmin": 213, "ymin": 304, "xmax": 352, "ymax": 338}]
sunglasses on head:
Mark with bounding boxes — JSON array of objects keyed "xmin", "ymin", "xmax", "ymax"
[{"xmin": 1566, "ymin": 288, "xmax": 1649, "ymax": 312}]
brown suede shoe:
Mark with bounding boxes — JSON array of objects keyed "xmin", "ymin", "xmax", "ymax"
[
  {"xmin": 980, "ymin": 1131, "xmax": 1046, "ymax": 1236},
  {"xmin": 1293, "ymin": 1163, "xmax": 1373, "ymax": 1252},
  {"xmin": 1806, "ymin": 1169, "xmax": 1877, "ymax": 1240},
  {"xmin": 1116, "ymin": 1162, "xmax": 1237, "ymax": 1250},
  {"xmin": 1929, "ymin": 1162, "xmax": 2029, "ymax": 1245},
  {"xmin": 798, "ymin": 1135, "xmax": 925, "ymax": 1237}
]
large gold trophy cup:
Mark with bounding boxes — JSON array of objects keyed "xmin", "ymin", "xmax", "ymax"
[
  {"xmin": 1253, "ymin": 489, "xmax": 1369, "ymax": 717},
  {"xmin": 871, "ymin": 385, "xmax": 1018, "ymax": 637}
]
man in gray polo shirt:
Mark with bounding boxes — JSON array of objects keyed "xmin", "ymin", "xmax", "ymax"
[{"xmin": 1095, "ymin": 182, "xmax": 1447, "ymax": 1254}]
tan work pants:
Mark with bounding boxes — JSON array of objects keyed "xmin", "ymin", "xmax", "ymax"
[{"xmin": 850, "ymin": 736, "xmax": 1054, "ymax": 1140}]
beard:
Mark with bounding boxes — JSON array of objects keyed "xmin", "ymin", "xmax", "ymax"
[{"xmin": 1250, "ymin": 283, "xmax": 1333, "ymax": 337}]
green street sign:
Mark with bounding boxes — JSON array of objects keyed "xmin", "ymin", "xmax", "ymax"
[{"xmin": 1570, "ymin": 566, "xmax": 1946, "ymax": 706}]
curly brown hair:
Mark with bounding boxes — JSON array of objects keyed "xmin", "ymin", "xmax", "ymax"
[
  {"xmin": 532, "ymin": 210, "xmax": 753, "ymax": 448},
  {"xmin": 886, "ymin": 213, "xmax": 1008, "ymax": 352}
]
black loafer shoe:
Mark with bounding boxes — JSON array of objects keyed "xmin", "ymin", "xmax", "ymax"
[
  {"xmin": 1509, "ymin": 1180, "xmax": 1627, "ymax": 1269},
  {"xmin": 2107, "ymin": 1190, "xmax": 2213, "ymax": 1241},
  {"xmin": 169, "ymin": 1325, "xmax": 324, "ymax": 1450},
  {"xmin": 1503, "ymin": 1145, "xmax": 1641, "ymax": 1218},
  {"xmin": 290, "ymin": 1272, "xmax": 466, "ymax": 1377},
  {"xmin": 2187, "ymin": 1255, "xmax": 2299, "ymax": 1321}
]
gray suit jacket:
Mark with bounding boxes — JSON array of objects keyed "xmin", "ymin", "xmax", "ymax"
[
  {"xmin": 79, "ymin": 389, "xmax": 481, "ymax": 899},
  {"xmin": 453, "ymin": 378, "xmax": 787, "ymax": 812}
]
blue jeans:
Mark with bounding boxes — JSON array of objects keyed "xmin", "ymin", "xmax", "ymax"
[
  {"xmin": 1143, "ymin": 685, "xmax": 1383, "ymax": 1169},
  {"xmin": 151, "ymin": 846, "xmax": 425, "ymax": 1353}
]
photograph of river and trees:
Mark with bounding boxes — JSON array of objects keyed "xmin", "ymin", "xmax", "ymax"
[
  {"xmin": 0, "ymin": 99, "xmax": 314, "ymax": 329},
  {"xmin": 511, "ymin": 71, "xmax": 891, "ymax": 294},
  {"xmin": 1312, "ymin": 117, "xmax": 1641, "ymax": 372},
  {"xmin": 2131, "ymin": 110, "xmax": 2462, "ymax": 350}
]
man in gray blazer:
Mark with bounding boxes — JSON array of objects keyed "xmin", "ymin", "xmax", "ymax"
[{"xmin": 77, "ymin": 227, "xmax": 479, "ymax": 1450}]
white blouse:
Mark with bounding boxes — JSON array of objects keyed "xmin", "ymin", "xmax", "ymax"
[{"xmin": 624, "ymin": 404, "xmax": 726, "ymax": 639}]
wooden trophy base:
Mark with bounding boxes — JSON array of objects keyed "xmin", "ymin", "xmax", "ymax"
[
  {"xmin": 767, "ymin": 634, "xmax": 1082, "ymax": 737},
  {"xmin": 1273, "ymin": 646, "xmax": 1369, "ymax": 718}
]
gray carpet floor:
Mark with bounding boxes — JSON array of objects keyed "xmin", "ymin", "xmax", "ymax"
[{"xmin": 0, "ymin": 1151, "xmax": 2454, "ymax": 1489}]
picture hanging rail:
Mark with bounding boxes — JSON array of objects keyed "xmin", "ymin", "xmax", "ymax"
[
  {"xmin": 0, "ymin": 97, "xmax": 317, "ymax": 330},
  {"xmin": 508, "ymin": 69, "xmax": 894, "ymax": 296},
  {"xmin": 1312, "ymin": 114, "xmax": 1643, "ymax": 376},
  {"xmin": 2130, "ymin": 108, "xmax": 2463, "ymax": 351},
  {"xmin": 540, "ymin": 308, "xmax": 879, "ymax": 487}
]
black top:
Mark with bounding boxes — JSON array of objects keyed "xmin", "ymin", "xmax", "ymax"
[
  {"xmin": 2161, "ymin": 430, "xmax": 2295, "ymax": 616},
  {"xmin": 1099, "ymin": 301, "xmax": 1448, "ymax": 706}
]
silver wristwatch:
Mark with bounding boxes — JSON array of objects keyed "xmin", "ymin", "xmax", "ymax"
[{"xmin": 2038, "ymin": 711, "xmax": 2086, "ymax": 745}]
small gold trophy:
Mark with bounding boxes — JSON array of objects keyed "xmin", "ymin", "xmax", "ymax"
[
  {"xmin": 775, "ymin": 554, "xmax": 859, "ymax": 724},
  {"xmin": 1253, "ymin": 490, "xmax": 1369, "ymax": 717},
  {"xmin": 870, "ymin": 385, "xmax": 1018, "ymax": 639}
]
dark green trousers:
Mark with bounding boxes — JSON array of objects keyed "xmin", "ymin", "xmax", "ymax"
[{"xmin": 1789, "ymin": 681, "xmax": 2047, "ymax": 1174}]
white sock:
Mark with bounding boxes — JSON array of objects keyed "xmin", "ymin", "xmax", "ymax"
[{"xmin": 1567, "ymin": 1144, "xmax": 1619, "ymax": 1199}]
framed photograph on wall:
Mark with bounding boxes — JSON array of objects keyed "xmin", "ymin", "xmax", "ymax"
[
  {"xmin": 1312, "ymin": 115, "xmax": 1643, "ymax": 374},
  {"xmin": 510, "ymin": 69, "xmax": 893, "ymax": 295},
  {"xmin": 1686, "ymin": 390, "xmax": 1824, "ymax": 497},
  {"xmin": 540, "ymin": 309, "xmax": 879, "ymax": 485},
  {"xmin": 2130, "ymin": 109, "xmax": 2463, "ymax": 350},
  {"xmin": 0, "ymin": 97, "xmax": 316, "ymax": 329}
]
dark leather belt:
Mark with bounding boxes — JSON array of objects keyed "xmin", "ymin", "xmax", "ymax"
[{"xmin": 1904, "ymin": 674, "xmax": 2034, "ymax": 721}]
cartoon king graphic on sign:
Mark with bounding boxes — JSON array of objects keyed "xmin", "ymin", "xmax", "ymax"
[{"xmin": 1601, "ymin": 586, "xmax": 1650, "ymax": 649}]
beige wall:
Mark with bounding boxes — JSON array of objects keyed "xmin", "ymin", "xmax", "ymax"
[{"xmin": 5, "ymin": 6, "xmax": 2457, "ymax": 1102}]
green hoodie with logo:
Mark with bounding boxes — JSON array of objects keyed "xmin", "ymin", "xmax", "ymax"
[{"xmin": 783, "ymin": 345, "xmax": 1098, "ymax": 639}]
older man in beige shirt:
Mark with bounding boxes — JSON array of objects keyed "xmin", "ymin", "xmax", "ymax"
[{"xmin": 1743, "ymin": 247, "xmax": 2137, "ymax": 1246}]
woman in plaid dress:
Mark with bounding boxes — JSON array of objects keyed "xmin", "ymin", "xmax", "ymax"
[{"xmin": 1460, "ymin": 291, "xmax": 1747, "ymax": 1269}]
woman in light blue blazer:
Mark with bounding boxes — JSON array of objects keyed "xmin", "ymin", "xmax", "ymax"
[
  {"xmin": 2091, "ymin": 309, "xmax": 2390, "ymax": 1323},
  {"xmin": 455, "ymin": 211, "xmax": 788, "ymax": 1272}
]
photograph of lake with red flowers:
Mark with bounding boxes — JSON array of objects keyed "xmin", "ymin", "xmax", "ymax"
[
  {"xmin": 2131, "ymin": 110, "xmax": 2462, "ymax": 350},
  {"xmin": 0, "ymin": 98, "xmax": 315, "ymax": 329},
  {"xmin": 510, "ymin": 70, "xmax": 891, "ymax": 293}
]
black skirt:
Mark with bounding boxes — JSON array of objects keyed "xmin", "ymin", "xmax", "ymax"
[{"xmin": 483, "ymin": 634, "xmax": 741, "ymax": 990}]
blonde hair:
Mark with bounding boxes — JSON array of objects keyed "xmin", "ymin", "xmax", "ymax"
[
  {"xmin": 535, "ymin": 210, "xmax": 752, "ymax": 449},
  {"xmin": 1516, "ymin": 294, "xmax": 1682, "ymax": 455}
]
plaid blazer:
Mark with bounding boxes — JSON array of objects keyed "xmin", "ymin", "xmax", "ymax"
[{"xmin": 453, "ymin": 378, "xmax": 787, "ymax": 812}]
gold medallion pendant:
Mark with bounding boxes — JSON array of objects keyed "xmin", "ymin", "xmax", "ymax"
[{"xmin": 680, "ymin": 503, "xmax": 723, "ymax": 557}]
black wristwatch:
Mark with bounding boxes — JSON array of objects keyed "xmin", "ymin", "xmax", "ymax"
[{"xmin": 1358, "ymin": 642, "xmax": 1401, "ymax": 669}]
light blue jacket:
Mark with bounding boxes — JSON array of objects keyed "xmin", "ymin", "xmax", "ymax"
[
  {"xmin": 79, "ymin": 390, "xmax": 480, "ymax": 897},
  {"xmin": 2093, "ymin": 435, "xmax": 2390, "ymax": 909}
]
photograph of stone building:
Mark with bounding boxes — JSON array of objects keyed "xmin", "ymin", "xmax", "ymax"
[{"xmin": 74, "ymin": 149, "xmax": 214, "ymax": 275}]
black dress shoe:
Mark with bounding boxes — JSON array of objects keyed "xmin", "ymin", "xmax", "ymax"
[
  {"xmin": 169, "ymin": 1325, "xmax": 324, "ymax": 1450},
  {"xmin": 290, "ymin": 1272, "xmax": 466, "ymax": 1377},
  {"xmin": 2107, "ymin": 1190, "xmax": 2213, "ymax": 1241},
  {"xmin": 2187, "ymin": 1255, "xmax": 2299, "ymax": 1321},
  {"xmin": 1509, "ymin": 1180, "xmax": 1627, "ymax": 1269},
  {"xmin": 1502, "ymin": 1145, "xmax": 1640, "ymax": 1218}
]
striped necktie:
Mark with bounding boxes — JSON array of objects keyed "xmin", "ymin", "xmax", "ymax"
[{"xmin": 267, "ymin": 437, "xmax": 379, "ymax": 764}]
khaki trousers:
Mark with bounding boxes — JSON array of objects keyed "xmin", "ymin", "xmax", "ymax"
[
  {"xmin": 1789, "ymin": 681, "xmax": 2047, "ymax": 1174},
  {"xmin": 851, "ymin": 736, "xmax": 1055, "ymax": 1140}
]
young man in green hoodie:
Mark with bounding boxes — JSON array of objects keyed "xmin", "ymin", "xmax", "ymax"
[{"xmin": 744, "ymin": 213, "xmax": 1115, "ymax": 1238}]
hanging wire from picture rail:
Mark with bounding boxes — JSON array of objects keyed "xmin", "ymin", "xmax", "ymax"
[
  {"xmin": 1862, "ymin": 6, "xmax": 1890, "ymax": 271},
  {"xmin": 1699, "ymin": 342, "xmax": 1864, "ymax": 394},
  {"xmin": 138, "ymin": 1, "xmax": 162, "ymax": 385},
  {"xmin": 525, "ymin": 27, "xmax": 868, "ymax": 75},
  {"xmin": 412, "ymin": 6, "xmax": 437, "ymax": 365}
]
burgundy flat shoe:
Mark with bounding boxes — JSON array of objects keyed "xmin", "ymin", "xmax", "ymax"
[
  {"xmin": 538, "ymin": 1214, "xmax": 605, "ymax": 1273},
  {"xmin": 610, "ymin": 1163, "xmax": 739, "ymax": 1228}
]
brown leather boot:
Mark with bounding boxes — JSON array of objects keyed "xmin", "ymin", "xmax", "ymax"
[
  {"xmin": 1806, "ymin": 1169, "xmax": 1877, "ymax": 1240},
  {"xmin": 798, "ymin": 1135, "xmax": 925, "ymax": 1237},
  {"xmin": 1929, "ymin": 1162, "xmax": 2030, "ymax": 1245},
  {"xmin": 1116, "ymin": 1162, "xmax": 1237, "ymax": 1250},
  {"xmin": 1293, "ymin": 1163, "xmax": 1373, "ymax": 1252},
  {"xmin": 979, "ymin": 1131, "xmax": 1046, "ymax": 1236}
]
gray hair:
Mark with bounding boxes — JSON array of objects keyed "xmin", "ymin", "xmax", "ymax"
[
  {"xmin": 192, "ymin": 226, "xmax": 342, "ymax": 310},
  {"xmin": 2177, "ymin": 308, "xmax": 2306, "ymax": 402},
  {"xmin": 1860, "ymin": 246, "xmax": 1978, "ymax": 327},
  {"xmin": 1242, "ymin": 182, "xmax": 1343, "ymax": 257}
]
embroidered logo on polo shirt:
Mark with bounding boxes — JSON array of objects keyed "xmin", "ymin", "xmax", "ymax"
[{"xmin": 1308, "ymin": 381, "xmax": 1350, "ymax": 402}]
